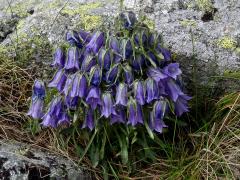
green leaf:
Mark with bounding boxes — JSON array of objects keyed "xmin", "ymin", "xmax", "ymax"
[{"xmin": 144, "ymin": 120, "xmax": 154, "ymax": 140}]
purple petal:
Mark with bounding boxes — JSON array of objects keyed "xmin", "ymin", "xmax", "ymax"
[
  {"xmin": 115, "ymin": 83, "xmax": 128, "ymax": 106},
  {"xmin": 163, "ymin": 63, "xmax": 182, "ymax": 80}
]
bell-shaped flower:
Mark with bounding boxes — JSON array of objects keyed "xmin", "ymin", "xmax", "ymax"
[
  {"xmin": 62, "ymin": 75, "xmax": 74, "ymax": 96},
  {"xmin": 106, "ymin": 64, "xmax": 120, "ymax": 84},
  {"xmin": 156, "ymin": 44, "xmax": 171, "ymax": 61},
  {"xmin": 127, "ymin": 97, "xmax": 144, "ymax": 126},
  {"xmin": 133, "ymin": 80, "xmax": 145, "ymax": 105},
  {"xmin": 110, "ymin": 106, "xmax": 126, "ymax": 125},
  {"xmin": 134, "ymin": 30, "xmax": 148, "ymax": 47},
  {"xmin": 98, "ymin": 48, "xmax": 112, "ymax": 70},
  {"xmin": 86, "ymin": 31, "xmax": 104, "ymax": 54},
  {"xmin": 32, "ymin": 80, "xmax": 45, "ymax": 99},
  {"xmin": 174, "ymin": 94, "xmax": 191, "ymax": 116},
  {"xmin": 123, "ymin": 64, "xmax": 134, "ymax": 85},
  {"xmin": 115, "ymin": 83, "xmax": 128, "ymax": 106},
  {"xmin": 79, "ymin": 29, "xmax": 92, "ymax": 44},
  {"xmin": 41, "ymin": 114, "xmax": 57, "ymax": 128},
  {"xmin": 146, "ymin": 51, "xmax": 160, "ymax": 67},
  {"xmin": 66, "ymin": 30, "xmax": 82, "ymax": 48},
  {"xmin": 101, "ymin": 92, "xmax": 116, "ymax": 118},
  {"xmin": 165, "ymin": 78, "xmax": 183, "ymax": 102},
  {"xmin": 147, "ymin": 67, "xmax": 167, "ymax": 82},
  {"xmin": 27, "ymin": 98, "xmax": 44, "ymax": 119},
  {"xmin": 82, "ymin": 108, "xmax": 95, "ymax": 131},
  {"xmin": 148, "ymin": 33, "xmax": 161, "ymax": 48},
  {"xmin": 81, "ymin": 54, "xmax": 97, "ymax": 72},
  {"xmin": 109, "ymin": 37, "xmax": 120, "ymax": 54},
  {"xmin": 131, "ymin": 54, "xmax": 145, "ymax": 71},
  {"xmin": 158, "ymin": 81, "xmax": 167, "ymax": 96},
  {"xmin": 89, "ymin": 65, "xmax": 101, "ymax": 86},
  {"xmin": 149, "ymin": 99, "xmax": 168, "ymax": 133},
  {"xmin": 86, "ymin": 86, "xmax": 102, "ymax": 109},
  {"xmin": 48, "ymin": 69, "xmax": 67, "ymax": 92},
  {"xmin": 163, "ymin": 63, "xmax": 182, "ymax": 80},
  {"xmin": 119, "ymin": 11, "xmax": 137, "ymax": 29},
  {"xmin": 145, "ymin": 78, "xmax": 159, "ymax": 103},
  {"xmin": 64, "ymin": 47, "xmax": 80, "ymax": 71},
  {"xmin": 65, "ymin": 95, "xmax": 79, "ymax": 109},
  {"xmin": 57, "ymin": 112, "xmax": 71, "ymax": 126},
  {"xmin": 70, "ymin": 73, "xmax": 88, "ymax": 98},
  {"xmin": 51, "ymin": 48, "xmax": 65, "ymax": 68},
  {"xmin": 121, "ymin": 39, "xmax": 133, "ymax": 60}
]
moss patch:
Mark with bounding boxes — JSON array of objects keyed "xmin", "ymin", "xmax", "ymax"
[
  {"xmin": 196, "ymin": 0, "xmax": 213, "ymax": 12},
  {"xmin": 142, "ymin": 17, "xmax": 155, "ymax": 30},
  {"xmin": 180, "ymin": 19, "xmax": 197, "ymax": 27},
  {"xmin": 217, "ymin": 36, "xmax": 237, "ymax": 50}
]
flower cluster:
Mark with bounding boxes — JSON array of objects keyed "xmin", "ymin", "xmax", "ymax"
[{"xmin": 27, "ymin": 12, "xmax": 191, "ymax": 133}]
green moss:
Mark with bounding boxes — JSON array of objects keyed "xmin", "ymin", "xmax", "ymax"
[
  {"xmin": 223, "ymin": 70, "xmax": 240, "ymax": 79},
  {"xmin": 142, "ymin": 17, "xmax": 155, "ymax": 30},
  {"xmin": 180, "ymin": 19, "xmax": 197, "ymax": 27},
  {"xmin": 79, "ymin": 14, "xmax": 102, "ymax": 31},
  {"xmin": 196, "ymin": 0, "xmax": 213, "ymax": 12},
  {"xmin": 217, "ymin": 37, "xmax": 237, "ymax": 50}
]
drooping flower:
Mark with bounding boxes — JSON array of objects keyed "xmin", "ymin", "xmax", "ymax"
[
  {"xmin": 81, "ymin": 54, "xmax": 97, "ymax": 72},
  {"xmin": 164, "ymin": 78, "xmax": 183, "ymax": 102},
  {"xmin": 174, "ymin": 94, "xmax": 191, "ymax": 116},
  {"xmin": 145, "ymin": 78, "xmax": 159, "ymax": 103},
  {"xmin": 134, "ymin": 30, "xmax": 148, "ymax": 47},
  {"xmin": 110, "ymin": 106, "xmax": 126, "ymax": 124},
  {"xmin": 57, "ymin": 112, "xmax": 71, "ymax": 126},
  {"xmin": 41, "ymin": 114, "xmax": 57, "ymax": 128},
  {"xmin": 86, "ymin": 31, "xmax": 104, "ymax": 54},
  {"xmin": 149, "ymin": 99, "xmax": 168, "ymax": 133},
  {"xmin": 119, "ymin": 11, "xmax": 137, "ymax": 29},
  {"xmin": 146, "ymin": 51, "xmax": 160, "ymax": 67},
  {"xmin": 133, "ymin": 80, "xmax": 145, "ymax": 105},
  {"xmin": 64, "ymin": 47, "xmax": 80, "ymax": 71},
  {"xmin": 89, "ymin": 65, "xmax": 101, "ymax": 86},
  {"xmin": 48, "ymin": 69, "xmax": 67, "ymax": 92},
  {"xmin": 65, "ymin": 95, "xmax": 79, "ymax": 109},
  {"xmin": 127, "ymin": 98, "xmax": 144, "ymax": 126},
  {"xmin": 101, "ymin": 92, "xmax": 116, "ymax": 118},
  {"xmin": 147, "ymin": 67, "xmax": 167, "ymax": 82},
  {"xmin": 63, "ymin": 75, "xmax": 74, "ymax": 96},
  {"xmin": 51, "ymin": 48, "xmax": 65, "ymax": 68},
  {"xmin": 79, "ymin": 29, "xmax": 92, "ymax": 44},
  {"xmin": 121, "ymin": 39, "xmax": 133, "ymax": 59},
  {"xmin": 82, "ymin": 108, "xmax": 95, "ymax": 131},
  {"xmin": 32, "ymin": 80, "xmax": 45, "ymax": 99},
  {"xmin": 27, "ymin": 98, "xmax": 44, "ymax": 119},
  {"xmin": 156, "ymin": 44, "xmax": 171, "ymax": 61},
  {"xmin": 109, "ymin": 37, "xmax": 120, "ymax": 54},
  {"xmin": 131, "ymin": 54, "xmax": 145, "ymax": 71},
  {"xmin": 123, "ymin": 64, "xmax": 134, "ymax": 85},
  {"xmin": 70, "ymin": 73, "xmax": 88, "ymax": 98},
  {"xmin": 66, "ymin": 30, "xmax": 82, "ymax": 48},
  {"xmin": 86, "ymin": 86, "xmax": 102, "ymax": 109},
  {"xmin": 98, "ymin": 48, "xmax": 112, "ymax": 70},
  {"xmin": 149, "ymin": 33, "xmax": 161, "ymax": 48},
  {"xmin": 163, "ymin": 63, "xmax": 182, "ymax": 80},
  {"xmin": 115, "ymin": 83, "xmax": 128, "ymax": 106},
  {"xmin": 106, "ymin": 64, "xmax": 119, "ymax": 84}
]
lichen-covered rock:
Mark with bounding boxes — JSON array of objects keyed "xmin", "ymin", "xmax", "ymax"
[{"xmin": 0, "ymin": 140, "xmax": 92, "ymax": 180}]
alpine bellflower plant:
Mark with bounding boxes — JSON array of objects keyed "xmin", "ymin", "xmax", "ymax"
[{"xmin": 27, "ymin": 11, "xmax": 191, "ymax": 134}]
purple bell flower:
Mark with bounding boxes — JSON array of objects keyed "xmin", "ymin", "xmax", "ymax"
[
  {"xmin": 147, "ymin": 67, "xmax": 167, "ymax": 82},
  {"xmin": 145, "ymin": 78, "xmax": 159, "ymax": 103},
  {"xmin": 63, "ymin": 75, "xmax": 74, "ymax": 96},
  {"xmin": 79, "ymin": 29, "xmax": 92, "ymax": 44},
  {"xmin": 51, "ymin": 48, "xmax": 65, "ymax": 68},
  {"xmin": 27, "ymin": 98, "xmax": 44, "ymax": 119},
  {"xmin": 41, "ymin": 114, "xmax": 57, "ymax": 128},
  {"xmin": 106, "ymin": 64, "xmax": 119, "ymax": 84},
  {"xmin": 156, "ymin": 44, "xmax": 171, "ymax": 61},
  {"xmin": 131, "ymin": 54, "xmax": 145, "ymax": 71},
  {"xmin": 149, "ymin": 99, "xmax": 168, "ymax": 133},
  {"xmin": 174, "ymin": 94, "xmax": 191, "ymax": 116},
  {"xmin": 86, "ymin": 31, "xmax": 104, "ymax": 54},
  {"xmin": 48, "ymin": 69, "xmax": 67, "ymax": 92},
  {"xmin": 146, "ymin": 51, "xmax": 160, "ymax": 67},
  {"xmin": 70, "ymin": 73, "xmax": 88, "ymax": 98},
  {"xmin": 90, "ymin": 65, "xmax": 101, "ymax": 86},
  {"xmin": 165, "ymin": 78, "xmax": 183, "ymax": 102},
  {"xmin": 101, "ymin": 92, "xmax": 116, "ymax": 118},
  {"xmin": 119, "ymin": 11, "xmax": 137, "ymax": 29},
  {"xmin": 98, "ymin": 48, "xmax": 112, "ymax": 70},
  {"xmin": 110, "ymin": 106, "xmax": 126, "ymax": 124},
  {"xmin": 127, "ymin": 98, "xmax": 144, "ymax": 126},
  {"xmin": 66, "ymin": 30, "xmax": 82, "ymax": 48},
  {"xmin": 86, "ymin": 86, "xmax": 102, "ymax": 109},
  {"xmin": 81, "ymin": 54, "xmax": 97, "ymax": 72},
  {"xmin": 65, "ymin": 95, "xmax": 79, "ymax": 109},
  {"xmin": 163, "ymin": 63, "xmax": 182, "ymax": 80},
  {"xmin": 121, "ymin": 39, "xmax": 133, "ymax": 59},
  {"xmin": 32, "ymin": 80, "xmax": 45, "ymax": 99},
  {"xmin": 158, "ymin": 81, "xmax": 167, "ymax": 95},
  {"xmin": 123, "ymin": 64, "xmax": 134, "ymax": 85},
  {"xmin": 65, "ymin": 47, "xmax": 80, "ymax": 71},
  {"xmin": 57, "ymin": 112, "xmax": 71, "ymax": 126},
  {"xmin": 134, "ymin": 30, "xmax": 148, "ymax": 47},
  {"xmin": 149, "ymin": 33, "xmax": 161, "ymax": 48},
  {"xmin": 115, "ymin": 83, "xmax": 128, "ymax": 106},
  {"xmin": 82, "ymin": 108, "xmax": 95, "ymax": 131},
  {"xmin": 109, "ymin": 37, "xmax": 120, "ymax": 54},
  {"xmin": 133, "ymin": 80, "xmax": 145, "ymax": 105}
]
